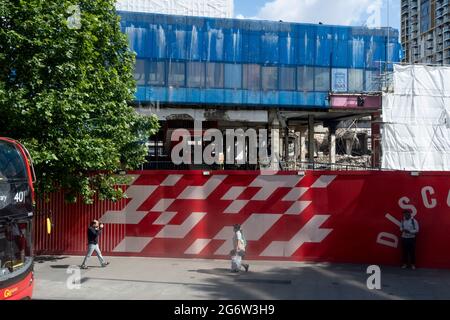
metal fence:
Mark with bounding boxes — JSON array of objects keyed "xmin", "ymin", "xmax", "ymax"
[
  {"xmin": 142, "ymin": 160, "xmax": 379, "ymax": 171},
  {"xmin": 285, "ymin": 161, "xmax": 380, "ymax": 171},
  {"xmin": 143, "ymin": 161, "xmax": 259, "ymax": 171}
]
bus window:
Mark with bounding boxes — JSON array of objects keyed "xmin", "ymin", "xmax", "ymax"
[
  {"xmin": 0, "ymin": 221, "xmax": 32, "ymax": 277},
  {"xmin": 0, "ymin": 142, "xmax": 27, "ymax": 183}
]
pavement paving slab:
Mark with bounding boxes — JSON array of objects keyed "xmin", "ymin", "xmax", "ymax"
[{"xmin": 32, "ymin": 255, "xmax": 450, "ymax": 300}]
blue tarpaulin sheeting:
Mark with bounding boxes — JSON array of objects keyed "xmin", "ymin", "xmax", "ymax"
[{"xmin": 119, "ymin": 11, "xmax": 401, "ymax": 108}]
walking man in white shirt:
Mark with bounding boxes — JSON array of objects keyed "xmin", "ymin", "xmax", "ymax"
[{"xmin": 400, "ymin": 211, "xmax": 419, "ymax": 270}]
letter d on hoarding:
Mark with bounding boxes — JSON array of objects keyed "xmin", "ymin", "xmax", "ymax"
[
  {"xmin": 66, "ymin": 265, "xmax": 81, "ymax": 290},
  {"xmin": 366, "ymin": 265, "xmax": 381, "ymax": 290}
]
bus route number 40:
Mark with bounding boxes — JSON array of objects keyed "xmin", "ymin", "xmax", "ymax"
[{"xmin": 14, "ymin": 192, "xmax": 25, "ymax": 203}]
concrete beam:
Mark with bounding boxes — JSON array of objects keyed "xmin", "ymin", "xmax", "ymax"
[{"xmin": 145, "ymin": 107, "xmax": 269, "ymax": 123}]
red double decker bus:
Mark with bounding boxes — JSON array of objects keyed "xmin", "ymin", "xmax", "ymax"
[{"xmin": 0, "ymin": 138, "xmax": 35, "ymax": 300}]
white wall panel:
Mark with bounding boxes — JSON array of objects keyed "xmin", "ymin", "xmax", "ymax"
[
  {"xmin": 382, "ymin": 64, "xmax": 450, "ymax": 171},
  {"xmin": 116, "ymin": 0, "xmax": 233, "ymax": 18}
]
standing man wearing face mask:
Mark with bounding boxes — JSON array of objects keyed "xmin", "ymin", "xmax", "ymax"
[{"xmin": 400, "ymin": 211, "xmax": 419, "ymax": 270}]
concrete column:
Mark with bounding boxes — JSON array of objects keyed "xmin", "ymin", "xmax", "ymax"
[
  {"xmin": 279, "ymin": 135, "xmax": 284, "ymax": 160},
  {"xmin": 358, "ymin": 133, "xmax": 369, "ymax": 155},
  {"xmin": 371, "ymin": 113, "xmax": 382, "ymax": 168},
  {"xmin": 271, "ymin": 118, "xmax": 280, "ymax": 170},
  {"xmin": 300, "ymin": 129, "xmax": 307, "ymax": 163},
  {"xmin": 294, "ymin": 131, "xmax": 301, "ymax": 162},
  {"xmin": 308, "ymin": 115, "xmax": 315, "ymax": 164},
  {"xmin": 345, "ymin": 139, "xmax": 353, "ymax": 156},
  {"xmin": 284, "ymin": 127, "xmax": 290, "ymax": 162},
  {"xmin": 329, "ymin": 124, "xmax": 337, "ymax": 165}
]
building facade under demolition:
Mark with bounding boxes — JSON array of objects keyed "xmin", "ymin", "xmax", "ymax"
[
  {"xmin": 118, "ymin": 11, "xmax": 401, "ymax": 169},
  {"xmin": 401, "ymin": 0, "xmax": 450, "ymax": 65}
]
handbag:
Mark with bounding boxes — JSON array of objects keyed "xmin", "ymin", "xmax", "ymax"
[{"xmin": 230, "ymin": 248, "xmax": 245, "ymax": 257}]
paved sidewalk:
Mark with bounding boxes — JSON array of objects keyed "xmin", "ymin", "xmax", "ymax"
[{"xmin": 33, "ymin": 255, "xmax": 450, "ymax": 300}]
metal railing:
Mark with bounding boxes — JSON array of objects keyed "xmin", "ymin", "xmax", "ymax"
[
  {"xmin": 142, "ymin": 161, "xmax": 259, "ymax": 171},
  {"xmin": 285, "ymin": 161, "xmax": 380, "ymax": 171},
  {"xmin": 141, "ymin": 161, "xmax": 380, "ymax": 172}
]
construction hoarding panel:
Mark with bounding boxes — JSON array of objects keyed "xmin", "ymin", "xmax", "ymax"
[
  {"xmin": 382, "ymin": 64, "xmax": 450, "ymax": 171},
  {"xmin": 35, "ymin": 171, "xmax": 450, "ymax": 268}
]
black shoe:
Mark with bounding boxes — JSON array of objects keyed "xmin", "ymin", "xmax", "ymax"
[
  {"xmin": 102, "ymin": 262, "xmax": 110, "ymax": 267},
  {"xmin": 80, "ymin": 265, "xmax": 88, "ymax": 270},
  {"xmin": 244, "ymin": 264, "xmax": 249, "ymax": 272}
]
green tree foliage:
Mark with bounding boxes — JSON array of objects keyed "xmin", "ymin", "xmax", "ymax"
[{"xmin": 0, "ymin": 0, "xmax": 159, "ymax": 203}]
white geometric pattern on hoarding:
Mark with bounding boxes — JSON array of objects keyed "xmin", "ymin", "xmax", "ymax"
[
  {"xmin": 178, "ymin": 175, "xmax": 227, "ymax": 200},
  {"xmin": 160, "ymin": 174, "xmax": 183, "ymax": 186},
  {"xmin": 213, "ymin": 226, "xmax": 234, "ymax": 240},
  {"xmin": 284, "ymin": 201, "xmax": 312, "ymax": 215},
  {"xmin": 221, "ymin": 186, "xmax": 247, "ymax": 200},
  {"xmin": 151, "ymin": 198, "xmax": 175, "ymax": 212},
  {"xmin": 155, "ymin": 212, "xmax": 207, "ymax": 239},
  {"xmin": 224, "ymin": 200, "xmax": 249, "ymax": 214},
  {"xmin": 214, "ymin": 214, "xmax": 282, "ymax": 255},
  {"xmin": 213, "ymin": 242, "xmax": 232, "ymax": 256},
  {"xmin": 184, "ymin": 239, "xmax": 212, "ymax": 255},
  {"xmin": 153, "ymin": 212, "xmax": 178, "ymax": 225},
  {"xmin": 100, "ymin": 185, "xmax": 157, "ymax": 224},
  {"xmin": 311, "ymin": 175, "xmax": 337, "ymax": 188},
  {"xmin": 250, "ymin": 176, "xmax": 302, "ymax": 201},
  {"xmin": 213, "ymin": 226, "xmax": 234, "ymax": 256},
  {"xmin": 113, "ymin": 237, "xmax": 153, "ymax": 253},
  {"xmin": 102, "ymin": 173, "xmax": 338, "ymax": 255},
  {"xmin": 282, "ymin": 187, "xmax": 309, "ymax": 201},
  {"xmin": 214, "ymin": 241, "xmax": 236, "ymax": 256},
  {"xmin": 241, "ymin": 214, "xmax": 283, "ymax": 241},
  {"xmin": 260, "ymin": 215, "xmax": 332, "ymax": 257}
]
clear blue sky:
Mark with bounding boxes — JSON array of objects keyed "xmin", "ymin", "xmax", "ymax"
[
  {"xmin": 235, "ymin": 0, "xmax": 267, "ymax": 17},
  {"xmin": 234, "ymin": 0, "xmax": 401, "ymax": 31}
]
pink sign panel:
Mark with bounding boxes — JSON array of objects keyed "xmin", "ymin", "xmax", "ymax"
[{"xmin": 330, "ymin": 95, "xmax": 381, "ymax": 109}]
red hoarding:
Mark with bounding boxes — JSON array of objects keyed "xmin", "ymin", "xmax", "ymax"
[{"xmin": 34, "ymin": 171, "xmax": 450, "ymax": 268}]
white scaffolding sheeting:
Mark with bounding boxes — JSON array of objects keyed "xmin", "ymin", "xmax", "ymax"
[
  {"xmin": 382, "ymin": 64, "xmax": 450, "ymax": 171},
  {"xmin": 116, "ymin": 0, "xmax": 234, "ymax": 18}
]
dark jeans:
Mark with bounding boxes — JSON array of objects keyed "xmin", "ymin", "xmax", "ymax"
[{"xmin": 402, "ymin": 237, "xmax": 416, "ymax": 266}]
